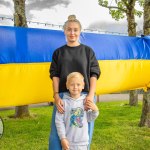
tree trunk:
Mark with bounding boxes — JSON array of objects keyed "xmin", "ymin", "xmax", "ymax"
[
  {"xmin": 15, "ymin": 105, "xmax": 30, "ymax": 118},
  {"xmin": 126, "ymin": 0, "xmax": 136, "ymax": 36},
  {"xmin": 126, "ymin": 0, "xmax": 138, "ymax": 106},
  {"xmin": 143, "ymin": 0, "xmax": 150, "ymax": 35},
  {"xmin": 13, "ymin": 0, "xmax": 30, "ymax": 118},
  {"xmin": 129, "ymin": 90, "xmax": 138, "ymax": 106},
  {"xmin": 13, "ymin": 0, "xmax": 27, "ymax": 27},
  {"xmin": 139, "ymin": 89, "xmax": 150, "ymax": 127},
  {"xmin": 139, "ymin": 0, "xmax": 150, "ymax": 127}
]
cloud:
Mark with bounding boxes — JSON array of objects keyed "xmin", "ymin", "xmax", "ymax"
[
  {"xmin": 0, "ymin": 0, "xmax": 70, "ymax": 10},
  {"xmin": 0, "ymin": 0, "xmax": 11, "ymax": 7},
  {"xmin": 88, "ymin": 19, "xmax": 143, "ymax": 35},
  {"xmin": 26, "ymin": 0, "xmax": 71, "ymax": 21},
  {"xmin": 0, "ymin": 0, "xmax": 70, "ymax": 21},
  {"xmin": 27, "ymin": 0, "xmax": 70, "ymax": 10},
  {"xmin": 88, "ymin": 21, "xmax": 128, "ymax": 34}
]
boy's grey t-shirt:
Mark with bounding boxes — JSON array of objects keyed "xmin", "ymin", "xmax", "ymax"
[{"xmin": 55, "ymin": 93, "xmax": 99, "ymax": 146}]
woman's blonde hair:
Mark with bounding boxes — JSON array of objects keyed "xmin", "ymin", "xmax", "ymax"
[
  {"xmin": 63, "ymin": 15, "xmax": 82, "ymax": 30},
  {"xmin": 66, "ymin": 72, "xmax": 84, "ymax": 85}
]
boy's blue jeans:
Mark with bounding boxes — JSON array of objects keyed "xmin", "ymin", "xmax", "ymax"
[{"xmin": 48, "ymin": 92, "xmax": 96, "ymax": 150}]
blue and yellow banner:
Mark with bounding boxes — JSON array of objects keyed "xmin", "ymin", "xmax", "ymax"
[{"xmin": 0, "ymin": 26, "xmax": 150, "ymax": 107}]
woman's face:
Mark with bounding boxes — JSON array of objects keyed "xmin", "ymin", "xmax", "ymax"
[{"xmin": 64, "ymin": 22, "xmax": 81, "ymax": 44}]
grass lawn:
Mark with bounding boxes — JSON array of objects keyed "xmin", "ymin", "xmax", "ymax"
[{"xmin": 0, "ymin": 101, "xmax": 150, "ymax": 150}]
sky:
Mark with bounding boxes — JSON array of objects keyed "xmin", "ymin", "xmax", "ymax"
[{"xmin": 0, "ymin": 0, "xmax": 143, "ymax": 34}]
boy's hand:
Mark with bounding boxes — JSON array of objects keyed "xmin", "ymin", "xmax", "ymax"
[{"xmin": 61, "ymin": 138, "xmax": 69, "ymax": 150}]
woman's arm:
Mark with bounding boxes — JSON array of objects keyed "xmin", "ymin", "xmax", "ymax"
[
  {"xmin": 85, "ymin": 77, "xmax": 97, "ymax": 110},
  {"xmin": 85, "ymin": 48, "xmax": 100, "ymax": 109},
  {"xmin": 88, "ymin": 76, "xmax": 97, "ymax": 98},
  {"xmin": 52, "ymin": 77, "xmax": 64, "ymax": 113}
]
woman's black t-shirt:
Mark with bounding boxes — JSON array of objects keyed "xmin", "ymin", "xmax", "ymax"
[{"xmin": 50, "ymin": 44, "xmax": 100, "ymax": 92}]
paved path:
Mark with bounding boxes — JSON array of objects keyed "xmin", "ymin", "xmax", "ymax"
[
  {"xmin": 97, "ymin": 94, "xmax": 143, "ymax": 102},
  {"xmin": 0, "ymin": 94, "xmax": 143, "ymax": 111}
]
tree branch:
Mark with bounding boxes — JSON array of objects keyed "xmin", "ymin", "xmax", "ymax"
[{"xmin": 107, "ymin": 6, "xmax": 126, "ymax": 12}]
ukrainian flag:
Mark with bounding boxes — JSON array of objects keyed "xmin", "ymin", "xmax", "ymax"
[{"xmin": 0, "ymin": 26, "xmax": 150, "ymax": 107}]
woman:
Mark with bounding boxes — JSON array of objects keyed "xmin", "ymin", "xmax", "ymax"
[{"xmin": 49, "ymin": 15, "xmax": 100, "ymax": 150}]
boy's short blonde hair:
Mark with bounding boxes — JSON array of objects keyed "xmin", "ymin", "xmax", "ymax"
[{"xmin": 66, "ymin": 72, "xmax": 84, "ymax": 85}]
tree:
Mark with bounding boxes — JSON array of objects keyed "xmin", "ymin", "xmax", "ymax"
[
  {"xmin": 13, "ymin": 0, "xmax": 30, "ymax": 118},
  {"xmin": 139, "ymin": 0, "xmax": 150, "ymax": 127},
  {"xmin": 98, "ymin": 0, "xmax": 143, "ymax": 106}
]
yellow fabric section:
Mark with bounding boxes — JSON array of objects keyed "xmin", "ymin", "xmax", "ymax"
[
  {"xmin": 0, "ymin": 63, "xmax": 52, "ymax": 107},
  {"xmin": 0, "ymin": 60, "xmax": 150, "ymax": 107},
  {"xmin": 96, "ymin": 60, "xmax": 150, "ymax": 94}
]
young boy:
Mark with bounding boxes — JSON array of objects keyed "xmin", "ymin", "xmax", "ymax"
[{"xmin": 55, "ymin": 72, "xmax": 99, "ymax": 150}]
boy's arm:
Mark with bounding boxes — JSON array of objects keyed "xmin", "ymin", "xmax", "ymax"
[
  {"xmin": 87, "ymin": 109, "xmax": 99, "ymax": 122},
  {"xmin": 55, "ymin": 110, "xmax": 66, "ymax": 140},
  {"xmin": 86, "ymin": 101, "xmax": 99, "ymax": 122},
  {"xmin": 55, "ymin": 109, "xmax": 70, "ymax": 149}
]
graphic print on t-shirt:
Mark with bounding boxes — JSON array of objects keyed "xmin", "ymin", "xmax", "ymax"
[{"xmin": 70, "ymin": 107, "xmax": 84, "ymax": 128}]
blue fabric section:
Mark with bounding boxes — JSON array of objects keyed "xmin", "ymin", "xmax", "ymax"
[
  {"xmin": 80, "ymin": 33, "xmax": 150, "ymax": 60},
  {"xmin": 0, "ymin": 26, "xmax": 150, "ymax": 64},
  {"xmin": 0, "ymin": 26, "xmax": 65, "ymax": 64}
]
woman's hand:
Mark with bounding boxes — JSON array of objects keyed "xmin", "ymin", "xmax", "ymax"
[
  {"xmin": 85, "ymin": 100, "xmax": 98, "ymax": 111},
  {"xmin": 61, "ymin": 138, "xmax": 69, "ymax": 150},
  {"xmin": 84, "ymin": 94, "xmax": 94, "ymax": 111},
  {"xmin": 54, "ymin": 94, "xmax": 64, "ymax": 113}
]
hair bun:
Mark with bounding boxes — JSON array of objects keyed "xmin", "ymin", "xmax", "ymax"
[
  {"xmin": 63, "ymin": 14, "xmax": 82, "ymax": 30},
  {"xmin": 68, "ymin": 15, "xmax": 76, "ymax": 21}
]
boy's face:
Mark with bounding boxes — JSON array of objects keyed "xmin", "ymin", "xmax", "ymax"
[{"xmin": 67, "ymin": 77, "xmax": 84, "ymax": 98}]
